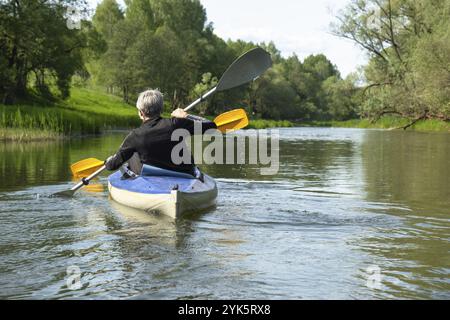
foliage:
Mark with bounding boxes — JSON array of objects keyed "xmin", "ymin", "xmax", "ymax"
[
  {"xmin": 87, "ymin": 0, "xmax": 360, "ymax": 121},
  {"xmin": 333, "ymin": 0, "xmax": 450, "ymax": 122},
  {"xmin": 0, "ymin": 0, "xmax": 94, "ymax": 103},
  {"xmin": 7, "ymin": 0, "xmax": 435, "ymax": 128}
]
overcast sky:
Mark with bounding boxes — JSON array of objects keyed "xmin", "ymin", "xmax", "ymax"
[{"xmin": 88, "ymin": 0, "xmax": 367, "ymax": 77}]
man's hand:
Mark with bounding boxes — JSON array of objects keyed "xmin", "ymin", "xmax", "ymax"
[
  {"xmin": 171, "ymin": 108, "xmax": 188, "ymax": 119},
  {"xmin": 104, "ymin": 155, "xmax": 115, "ymax": 171},
  {"xmin": 105, "ymin": 155, "xmax": 114, "ymax": 164}
]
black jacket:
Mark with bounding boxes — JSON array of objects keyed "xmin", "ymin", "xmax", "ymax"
[{"xmin": 105, "ymin": 116, "xmax": 217, "ymax": 175}]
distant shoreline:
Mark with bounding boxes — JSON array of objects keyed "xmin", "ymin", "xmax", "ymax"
[
  {"xmin": 2, "ymin": 118, "xmax": 448, "ymax": 142},
  {"xmin": 1, "ymin": 87, "xmax": 448, "ymax": 142},
  {"xmin": 249, "ymin": 117, "xmax": 449, "ymax": 132}
]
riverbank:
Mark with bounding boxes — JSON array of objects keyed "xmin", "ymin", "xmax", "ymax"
[
  {"xmin": 247, "ymin": 119, "xmax": 295, "ymax": 129},
  {"xmin": 249, "ymin": 117, "xmax": 449, "ymax": 132},
  {"xmin": 0, "ymin": 88, "xmax": 140, "ymax": 141},
  {"xmin": 1, "ymin": 88, "xmax": 448, "ymax": 141},
  {"xmin": 305, "ymin": 117, "xmax": 450, "ymax": 132}
]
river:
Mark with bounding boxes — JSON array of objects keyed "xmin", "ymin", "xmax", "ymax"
[{"xmin": 0, "ymin": 127, "xmax": 449, "ymax": 299}]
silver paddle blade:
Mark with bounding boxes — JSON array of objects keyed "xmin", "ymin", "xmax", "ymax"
[{"xmin": 217, "ymin": 47, "xmax": 273, "ymax": 91}]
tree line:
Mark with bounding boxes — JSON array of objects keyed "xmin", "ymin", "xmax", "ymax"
[{"xmin": 1, "ymin": 0, "xmax": 448, "ymax": 123}]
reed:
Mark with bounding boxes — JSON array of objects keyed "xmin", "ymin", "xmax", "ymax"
[{"xmin": 0, "ymin": 88, "xmax": 141, "ymax": 140}]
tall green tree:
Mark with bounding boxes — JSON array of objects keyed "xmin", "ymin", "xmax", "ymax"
[
  {"xmin": 0, "ymin": 0, "xmax": 89, "ymax": 102},
  {"xmin": 127, "ymin": 26, "xmax": 184, "ymax": 97},
  {"xmin": 333, "ymin": 0, "xmax": 450, "ymax": 123},
  {"xmin": 322, "ymin": 74, "xmax": 359, "ymax": 120},
  {"xmin": 97, "ymin": 0, "xmax": 235, "ymax": 107},
  {"xmin": 90, "ymin": 0, "xmax": 123, "ymax": 89},
  {"xmin": 99, "ymin": 19, "xmax": 141, "ymax": 102},
  {"xmin": 93, "ymin": 0, "xmax": 124, "ymax": 41}
]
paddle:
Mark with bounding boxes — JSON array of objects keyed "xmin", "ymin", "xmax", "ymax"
[
  {"xmin": 53, "ymin": 165, "xmax": 106, "ymax": 197},
  {"xmin": 64, "ymin": 109, "xmax": 248, "ymax": 181},
  {"xmin": 214, "ymin": 109, "xmax": 249, "ymax": 133},
  {"xmin": 184, "ymin": 47, "xmax": 272, "ymax": 111},
  {"xmin": 71, "ymin": 158, "xmax": 104, "ymax": 177},
  {"xmin": 54, "ymin": 48, "xmax": 271, "ymax": 197}
]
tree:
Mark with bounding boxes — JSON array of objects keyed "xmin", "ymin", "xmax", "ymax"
[
  {"xmin": 93, "ymin": 0, "xmax": 124, "ymax": 41},
  {"xmin": 151, "ymin": 0, "xmax": 207, "ymax": 36},
  {"xmin": 99, "ymin": 19, "xmax": 140, "ymax": 102},
  {"xmin": 127, "ymin": 26, "xmax": 184, "ymax": 97},
  {"xmin": 322, "ymin": 74, "xmax": 359, "ymax": 120},
  {"xmin": 280, "ymin": 54, "xmax": 342, "ymax": 120},
  {"xmin": 189, "ymin": 72, "xmax": 218, "ymax": 115},
  {"xmin": 0, "ymin": 0, "xmax": 89, "ymax": 102},
  {"xmin": 409, "ymin": 0, "xmax": 450, "ymax": 120},
  {"xmin": 333, "ymin": 0, "xmax": 450, "ymax": 124},
  {"xmin": 125, "ymin": 0, "xmax": 155, "ymax": 30}
]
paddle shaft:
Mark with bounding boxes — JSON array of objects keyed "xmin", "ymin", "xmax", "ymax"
[{"xmin": 184, "ymin": 87, "xmax": 216, "ymax": 112}]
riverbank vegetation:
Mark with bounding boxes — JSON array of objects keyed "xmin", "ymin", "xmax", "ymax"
[
  {"xmin": 304, "ymin": 117, "xmax": 450, "ymax": 132},
  {"xmin": 333, "ymin": 0, "xmax": 450, "ymax": 126},
  {"xmin": 0, "ymin": 88, "xmax": 140, "ymax": 141},
  {"xmin": 0, "ymin": 0, "xmax": 448, "ymax": 139}
]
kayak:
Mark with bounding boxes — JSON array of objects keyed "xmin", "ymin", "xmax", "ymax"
[{"xmin": 107, "ymin": 170, "xmax": 218, "ymax": 219}]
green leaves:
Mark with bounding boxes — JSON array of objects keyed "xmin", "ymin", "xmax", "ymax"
[
  {"xmin": 0, "ymin": 0, "xmax": 364, "ymax": 124},
  {"xmin": 335, "ymin": 0, "xmax": 450, "ymax": 121},
  {"xmin": 0, "ymin": 0, "xmax": 90, "ymax": 103}
]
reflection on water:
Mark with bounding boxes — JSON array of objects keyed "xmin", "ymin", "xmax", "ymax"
[
  {"xmin": 71, "ymin": 177, "xmax": 104, "ymax": 194},
  {"xmin": 0, "ymin": 136, "xmax": 120, "ymax": 192},
  {"xmin": 358, "ymin": 131, "xmax": 450, "ymax": 299},
  {"xmin": 0, "ymin": 128, "xmax": 449, "ymax": 299}
]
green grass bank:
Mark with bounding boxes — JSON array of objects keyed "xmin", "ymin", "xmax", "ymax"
[{"xmin": 0, "ymin": 88, "xmax": 140, "ymax": 141}]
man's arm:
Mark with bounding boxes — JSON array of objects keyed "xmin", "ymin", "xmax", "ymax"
[
  {"xmin": 105, "ymin": 132, "xmax": 137, "ymax": 171},
  {"xmin": 171, "ymin": 108, "xmax": 217, "ymax": 134}
]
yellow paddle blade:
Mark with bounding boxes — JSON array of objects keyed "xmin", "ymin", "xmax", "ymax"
[
  {"xmin": 71, "ymin": 177, "xmax": 104, "ymax": 193},
  {"xmin": 214, "ymin": 109, "xmax": 249, "ymax": 133},
  {"xmin": 71, "ymin": 158, "xmax": 104, "ymax": 177}
]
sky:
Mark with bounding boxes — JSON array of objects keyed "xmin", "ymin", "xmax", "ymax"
[{"xmin": 88, "ymin": 0, "xmax": 367, "ymax": 77}]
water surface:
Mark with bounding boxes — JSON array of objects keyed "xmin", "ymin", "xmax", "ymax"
[{"xmin": 0, "ymin": 128, "xmax": 449, "ymax": 299}]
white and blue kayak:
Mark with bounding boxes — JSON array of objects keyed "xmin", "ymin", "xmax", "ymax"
[{"xmin": 107, "ymin": 168, "xmax": 217, "ymax": 219}]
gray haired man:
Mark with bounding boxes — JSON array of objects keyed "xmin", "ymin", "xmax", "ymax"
[{"xmin": 105, "ymin": 89, "xmax": 217, "ymax": 176}]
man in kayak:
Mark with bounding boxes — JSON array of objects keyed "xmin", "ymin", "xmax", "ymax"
[{"xmin": 104, "ymin": 89, "xmax": 217, "ymax": 177}]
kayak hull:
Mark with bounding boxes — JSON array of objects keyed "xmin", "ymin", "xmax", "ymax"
[{"xmin": 107, "ymin": 171, "xmax": 217, "ymax": 219}]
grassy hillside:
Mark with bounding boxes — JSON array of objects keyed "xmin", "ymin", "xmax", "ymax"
[{"xmin": 0, "ymin": 88, "xmax": 140, "ymax": 141}]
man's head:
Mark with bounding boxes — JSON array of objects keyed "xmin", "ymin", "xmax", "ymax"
[{"xmin": 136, "ymin": 89, "xmax": 164, "ymax": 120}]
